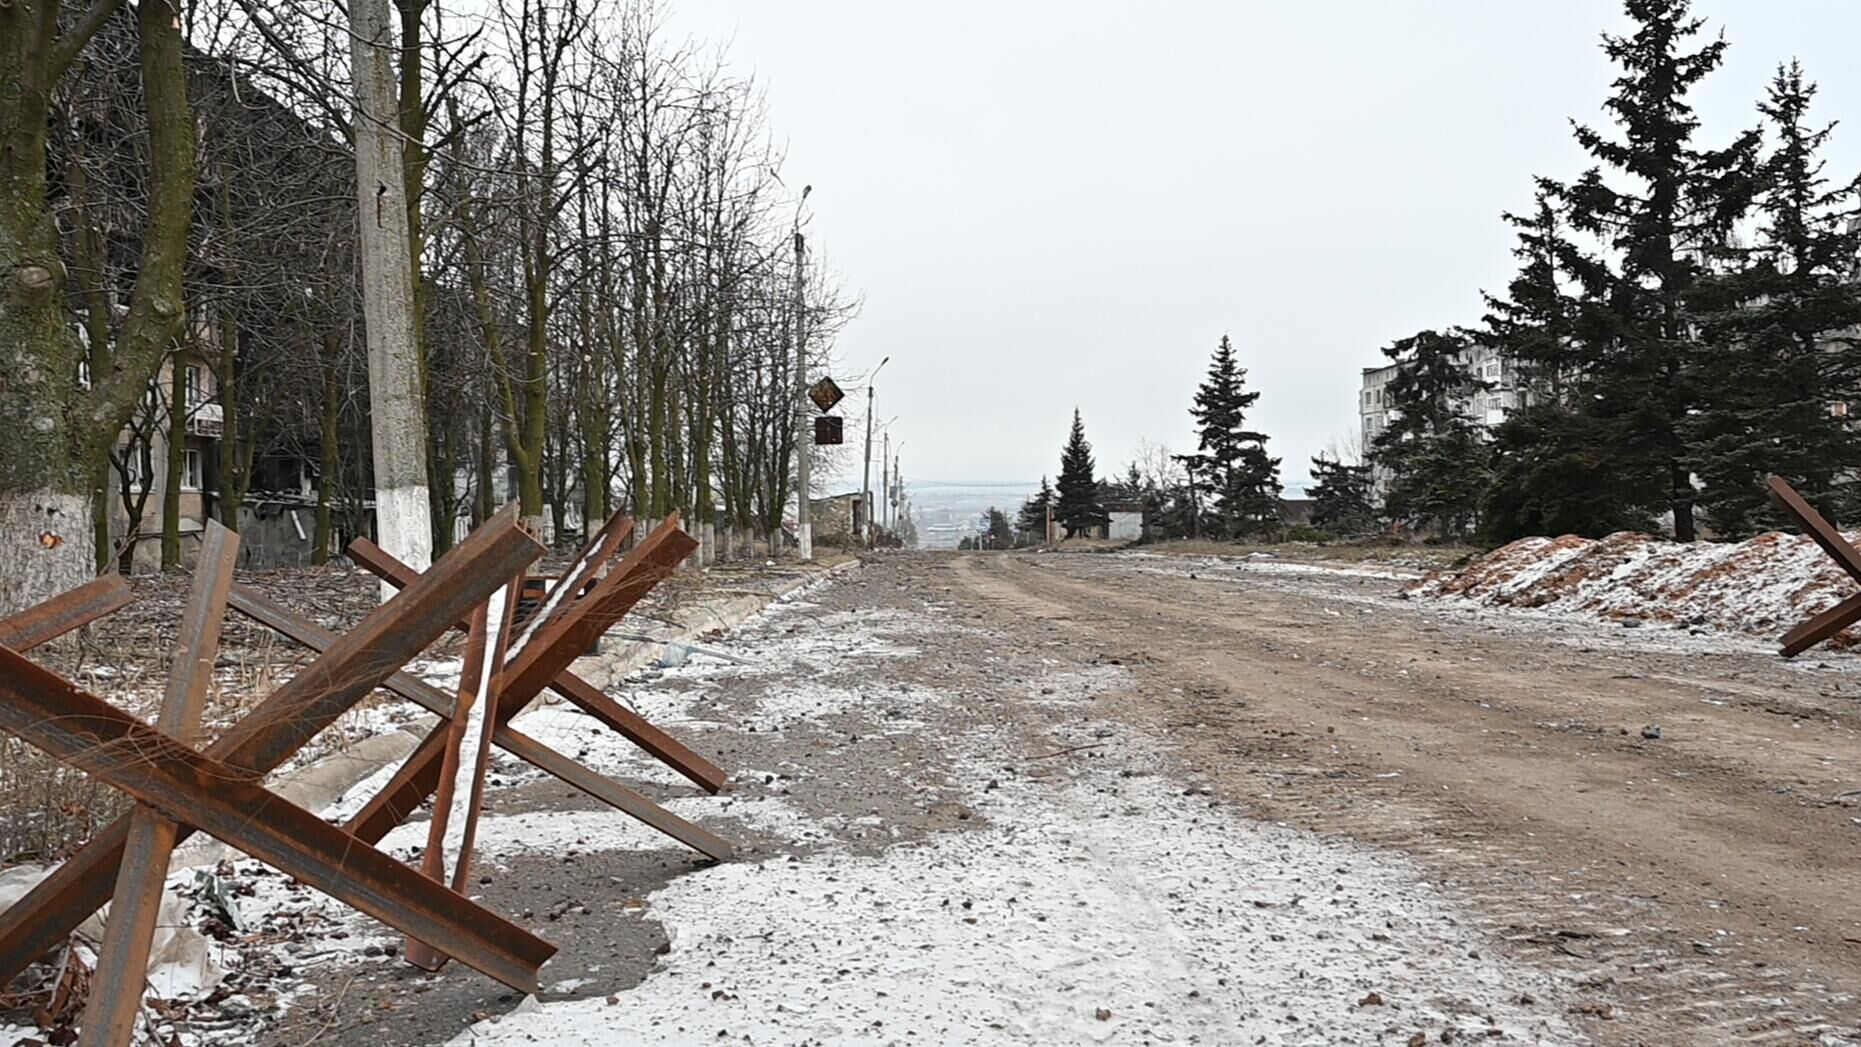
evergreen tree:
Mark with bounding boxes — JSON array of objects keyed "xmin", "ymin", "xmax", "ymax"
[
  {"xmin": 1370, "ymin": 329, "xmax": 1492, "ymax": 536},
  {"xmin": 1479, "ymin": 190, "xmax": 1654, "ymax": 541},
  {"xmin": 1016, "ymin": 476, "xmax": 1055, "ymax": 537},
  {"xmin": 1175, "ymin": 335, "xmax": 1282, "ymax": 538},
  {"xmin": 1528, "ymin": 0, "xmax": 1759, "ymax": 541},
  {"xmin": 1307, "ymin": 454, "xmax": 1377, "ymax": 536},
  {"xmin": 1685, "ymin": 63, "xmax": 1861, "ymax": 535},
  {"xmin": 1056, "ymin": 409, "xmax": 1109, "ymax": 538},
  {"xmin": 979, "ymin": 507, "xmax": 1015, "ymax": 549}
]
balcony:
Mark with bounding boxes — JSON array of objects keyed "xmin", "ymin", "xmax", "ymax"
[{"xmin": 187, "ymin": 401, "xmax": 223, "ymax": 437}]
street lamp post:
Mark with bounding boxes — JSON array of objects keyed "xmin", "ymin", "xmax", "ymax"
[
  {"xmin": 860, "ymin": 356, "xmax": 890, "ymax": 545},
  {"xmin": 793, "ymin": 186, "xmax": 812, "ymax": 561}
]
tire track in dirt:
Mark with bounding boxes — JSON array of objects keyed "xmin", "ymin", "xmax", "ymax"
[{"xmin": 950, "ymin": 551, "xmax": 1861, "ymax": 1047}]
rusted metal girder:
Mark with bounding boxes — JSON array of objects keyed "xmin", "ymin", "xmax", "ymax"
[
  {"xmin": 80, "ymin": 522, "xmax": 239, "ymax": 1047},
  {"xmin": 1767, "ymin": 476, "xmax": 1861, "ymax": 657},
  {"xmin": 0, "ymin": 645, "xmax": 555, "ymax": 992},
  {"xmin": 0, "ymin": 575, "xmax": 133, "ymax": 651},
  {"xmin": 350, "ymin": 520, "xmax": 726, "ymax": 793},
  {"xmin": 0, "ymin": 508, "xmax": 543, "ymax": 987},
  {"xmin": 341, "ymin": 518, "xmax": 730, "ymax": 859},
  {"xmin": 228, "ymin": 558, "xmax": 733, "ymax": 863},
  {"xmin": 406, "ymin": 573, "xmax": 519, "ymax": 971}
]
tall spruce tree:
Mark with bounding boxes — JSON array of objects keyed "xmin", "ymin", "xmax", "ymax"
[
  {"xmin": 1307, "ymin": 454, "xmax": 1377, "ymax": 536},
  {"xmin": 1016, "ymin": 476, "xmax": 1055, "ymax": 537},
  {"xmin": 1480, "ymin": 190, "xmax": 1656, "ymax": 541},
  {"xmin": 1685, "ymin": 63, "xmax": 1861, "ymax": 535},
  {"xmin": 1533, "ymin": 0, "xmax": 1759, "ymax": 541},
  {"xmin": 1370, "ymin": 329, "xmax": 1492, "ymax": 536},
  {"xmin": 1056, "ymin": 409, "xmax": 1109, "ymax": 538},
  {"xmin": 1175, "ymin": 335, "xmax": 1282, "ymax": 537}
]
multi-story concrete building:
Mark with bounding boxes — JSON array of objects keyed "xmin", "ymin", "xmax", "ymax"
[{"xmin": 1359, "ymin": 342, "xmax": 1527, "ymax": 443}]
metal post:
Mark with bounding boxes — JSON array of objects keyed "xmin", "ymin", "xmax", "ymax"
[
  {"xmin": 793, "ymin": 209, "xmax": 812, "ymax": 561},
  {"xmin": 880, "ymin": 431, "xmax": 889, "ymax": 532},
  {"xmin": 860, "ymin": 358, "xmax": 890, "ymax": 546}
]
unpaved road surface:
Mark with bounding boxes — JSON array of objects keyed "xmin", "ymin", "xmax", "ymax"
[
  {"xmin": 65, "ymin": 549, "xmax": 1859, "ymax": 1046},
  {"xmin": 953, "ymin": 549, "xmax": 1861, "ymax": 1046}
]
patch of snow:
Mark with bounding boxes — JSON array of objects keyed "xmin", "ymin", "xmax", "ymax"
[{"xmin": 1410, "ymin": 529, "xmax": 1861, "ymax": 650}]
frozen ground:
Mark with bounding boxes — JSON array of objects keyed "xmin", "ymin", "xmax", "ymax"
[{"xmin": 431, "ymin": 568, "xmax": 1581, "ymax": 1046}]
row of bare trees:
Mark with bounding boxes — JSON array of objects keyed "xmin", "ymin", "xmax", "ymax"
[{"xmin": 0, "ymin": 0, "xmax": 851, "ymax": 611}]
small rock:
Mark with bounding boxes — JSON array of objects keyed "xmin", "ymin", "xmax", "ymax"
[
  {"xmin": 1641, "ymin": 724, "xmax": 1662, "ymax": 740},
  {"xmin": 1095, "ymin": 1008, "xmax": 1113, "ymax": 1021},
  {"xmin": 1359, "ymin": 991, "xmax": 1385, "ymax": 1007}
]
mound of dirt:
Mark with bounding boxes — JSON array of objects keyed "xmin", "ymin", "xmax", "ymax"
[{"xmin": 1407, "ymin": 529, "xmax": 1858, "ymax": 646}]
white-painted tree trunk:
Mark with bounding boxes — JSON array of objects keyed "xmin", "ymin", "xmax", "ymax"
[
  {"xmin": 0, "ymin": 492, "xmax": 91, "ymax": 616},
  {"xmin": 699, "ymin": 520, "xmax": 715, "ymax": 566},
  {"xmin": 350, "ymin": 0, "xmax": 432, "ymax": 595}
]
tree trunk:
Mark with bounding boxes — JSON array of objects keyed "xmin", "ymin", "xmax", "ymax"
[
  {"xmin": 161, "ymin": 352, "xmax": 184, "ymax": 569},
  {"xmin": 350, "ymin": 0, "xmax": 434, "ymax": 581},
  {"xmin": 313, "ymin": 335, "xmax": 341, "ymax": 565}
]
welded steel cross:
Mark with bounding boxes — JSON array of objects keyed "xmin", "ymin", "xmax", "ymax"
[
  {"xmin": 1768, "ymin": 475, "xmax": 1861, "ymax": 657},
  {"xmin": 0, "ymin": 508, "xmax": 556, "ymax": 1002}
]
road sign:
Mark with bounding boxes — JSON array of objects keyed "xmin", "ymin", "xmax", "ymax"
[{"xmin": 809, "ymin": 377, "xmax": 845, "ymax": 414}]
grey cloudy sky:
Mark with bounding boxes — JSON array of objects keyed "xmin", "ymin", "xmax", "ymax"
[{"xmin": 669, "ymin": 1, "xmax": 1861, "ymax": 494}]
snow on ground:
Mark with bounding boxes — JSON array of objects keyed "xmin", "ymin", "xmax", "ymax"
[
  {"xmin": 1408, "ymin": 529, "xmax": 1859, "ymax": 648},
  {"xmin": 444, "ymin": 593, "xmax": 1585, "ymax": 1046}
]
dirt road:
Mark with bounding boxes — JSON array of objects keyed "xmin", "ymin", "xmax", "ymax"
[
  {"xmin": 101, "ymin": 548, "xmax": 1861, "ymax": 1045},
  {"xmin": 952, "ymin": 549, "xmax": 1861, "ymax": 1046}
]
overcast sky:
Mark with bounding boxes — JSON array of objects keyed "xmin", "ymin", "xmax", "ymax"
[{"xmin": 667, "ymin": 1, "xmax": 1861, "ymax": 495}]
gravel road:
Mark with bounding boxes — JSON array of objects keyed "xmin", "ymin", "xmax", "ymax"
[{"xmin": 221, "ymin": 549, "xmax": 1861, "ymax": 1046}]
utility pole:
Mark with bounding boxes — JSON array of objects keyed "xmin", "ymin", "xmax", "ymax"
[
  {"xmin": 350, "ymin": 0, "xmax": 433, "ymax": 589},
  {"xmin": 880, "ymin": 430, "xmax": 889, "ymax": 533},
  {"xmin": 860, "ymin": 357, "xmax": 889, "ymax": 546},
  {"xmin": 792, "ymin": 186, "xmax": 812, "ymax": 562}
]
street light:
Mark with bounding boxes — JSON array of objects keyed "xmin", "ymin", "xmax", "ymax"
[{"xmin": 861, "ymin": 356, "xmax": 890, "ymax": 545}]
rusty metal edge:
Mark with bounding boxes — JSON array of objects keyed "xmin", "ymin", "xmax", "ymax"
[
  {"xmin": 80, "ymin": 523, "xmax": 239, "ymax": 1047},
  {"xmin": 0, "ymin": 509, "xmax": 542, "ymax": 986},
  {"xmin": 0, "ymin": 646, "xmax": 555, "ymax": 993},
  {"xmin": 0, "ymin": 575, "xmax": 134, "ymax": 653}
]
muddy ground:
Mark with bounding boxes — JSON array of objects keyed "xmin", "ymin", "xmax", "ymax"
[{"xmin": 13, "ymin": 548, "xmax": 1859, "ymax": 1046}]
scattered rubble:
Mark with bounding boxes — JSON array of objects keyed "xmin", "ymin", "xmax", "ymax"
[{"xmin": 1406, "ymin": 529, "xmax": 1860, "ymax": 645}]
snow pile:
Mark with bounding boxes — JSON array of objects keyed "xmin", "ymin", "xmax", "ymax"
[{"xmin": 1408, "ymin": 529, "xmax": 1856, "ymax": 643}]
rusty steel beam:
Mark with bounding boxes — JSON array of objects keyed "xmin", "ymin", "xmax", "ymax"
[
  {"xmin": 503, "ymin": 516, "xmax": 696, "ymax": 707},
  {"xmin": 339, "ymin": 520, "xmax": 717, "ymax": 854},
  {"xmin": 0, "ymin": 575, "xmax": 133, "ymax": 652},
  {"xmin": 230, "ymin": 582, "xmax": 730, "ymax": 862},
  {"xmin": 1768, "ymin": 476, "xmax": 1861, "ymax": 657},
  {"xmin": 495, "ymin": 727, "xmax": 732, "ymax": 861},
  {"xmin": 350, "ymin": 518, "xmax": 723, "ymax": 791},
  {"xmin": 80, "ymin": 522, "xmax": 239, "ymax": 1047},
  {"xmin": 0, "ymin": 648, "xmax": 555, "ymax": 992},
  {"xmin": 544, "ymin": 673, "xmax": 726, "ymax": 793},
  {"xmin": 1781, "ymin": 591, "xmax": 1861, "ymax": 657},
  {"xmin": 1769, "ymin": 476, "xmax": 1861, "ymax": 583},
  {"xmin": 0, "ymin": 508, "xmax": 542, "ymax": 986},
  {"xmin": 406, "ymin": 574, "xmax": 517, "ymax": 972},
  {"xmin": 523, "ymin": 513, "xmax": 636, "ymax": 636}
]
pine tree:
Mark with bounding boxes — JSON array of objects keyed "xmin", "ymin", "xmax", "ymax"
[
  {"xmin": 1056, "ymin": 409, "xmax": 1109, "ymax": 538},
  {"xmin": 1479, "ymin": 190, "xmax": 1654, "ymax": 541},
  {"xmin": 1534, "ymin": 0, "xmax": 1759, "ymax": 541},
  {"xmin": 1016, "ymin": 476, "xmax": 1055, "ymax": 537},
  {"xmin": 1175, "ymin": 335, "xmax": 1282, "ymax": 538},
  {"xmin": 1685, "ymin": 63, "xmax": 1861, "ymax": 535},
  {"xmin": 979, "ymin": 507, "xmax": 1015, "ymax": 548},
  {"xmin": 1370, "ymin": 329, "xmax": 1492, "ymax": 536},
  {"xmin": 1307, "ymin": 454, "xmax": 1377, "ymax": 536}
]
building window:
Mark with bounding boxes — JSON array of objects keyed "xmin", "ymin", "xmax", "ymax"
[
  {"xmin": 1484, "ymin": 362, "xmax": 1501, "ymax": 378},
  {"xmin": 182, "ymin": 448, "xmax": 203, "ymax": 491},
  {"xmin": 184, "ymin": 364, "xmax": 204, "ymax": 410},
  {"xmin": 120, "ymin": 449, "xmax": 145, "ymax": 488},
  {"xmin": 1833, "ymin": 401, "xmax": 1850, "ymax": 419}
]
